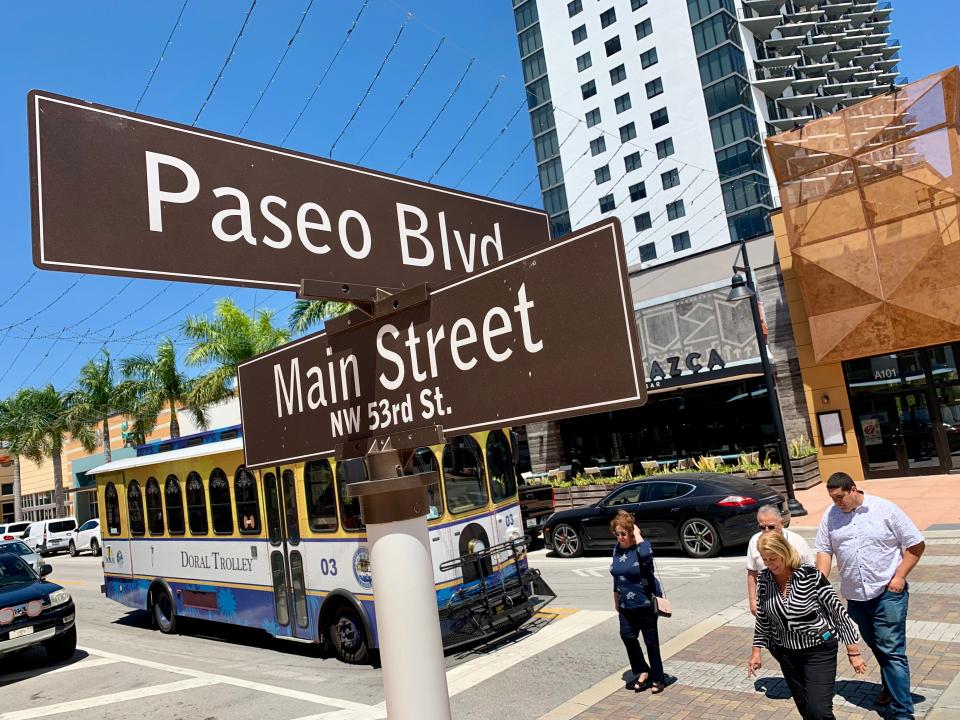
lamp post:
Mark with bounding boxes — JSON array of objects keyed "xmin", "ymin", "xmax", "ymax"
[{"xmin": 728, "ymin": 240, "xmax": 807, "ymax": 517}]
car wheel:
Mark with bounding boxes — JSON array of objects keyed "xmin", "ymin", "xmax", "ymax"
[
  {"xmin": 152, "ymin": 586, "xmax": 177, "ymax": 634},
  {"xmin": 327, "ymin": 605, "xmax": 370, "ymax": 665},
  {"xmin": 44, "ymin": 625, "xmax": 77, "ymax": 662},
  {"xmin": 552, "ymin": 523, "xmax": 584, "ymax": 558},
  {"xmin": 679, "ymin": 518, "xmax": 721, "ymax": 559},
  {"xmin": 68, "ymin": 541, "xmax": 78, "ymax": 557},
  {"xmin": 90, "ymin": 539, "xmax": 101, "ymax": 557}
]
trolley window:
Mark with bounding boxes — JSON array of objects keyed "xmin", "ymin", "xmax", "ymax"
[
  {"xmin": 127, "ymin": 480, "xmax": 145, "ymax": 536},
  {"xmin": 413, "ymin": 447, "xmax": 442, "ymax": 521},
  {"xmin": 304, "ymin": 460, "xmax": 337, "ymax": 532},
  {"xmin": 282, "ymin": 469, "xmax": 300, "ymax": 545},
  {"xmin": 208, "ymin": 469, "xmax": 233, "ymax": 535},
  {"xmin": 185, "ymin": 471, "xmax": 208, "ymax": 535},
  {"xmin": 443, "ymin": 435, "xmax": 488, "ymax": 515},
  {"xmin": 336, "ymin": 459, "xmax": 366, "ymax": 532},
  {"xmin": 145, "ymin": 477, "xmax": 164, "ymax": 535},
  {"xmin": 486, "ymin": 430, "xmax": 518, "ymax": 503},
  {"xmin": 264, "ymin": 472, "xmax": 283, "ymax": 546},
  {"xmin": 235, "ymin": 467, "xmax": 261, "ymax": 535},
  {"xmin": 104, "ymin": 482, "xmax": 122, "ymax": 536},
  {"xmin": 165, "ymin": 475, "xmax": 185, "ymax": 535}
]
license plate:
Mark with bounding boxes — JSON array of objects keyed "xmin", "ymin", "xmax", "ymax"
[
  {"xmin": 525, "ymin": 518, "xmax": 537, "ymax": 528},
  {"xmin": 10, "ymin": 626, "xmax": 34, "ymax": 639},
  {"xmin": 49, "ymin": 539, "xmax": 63, "ymax": 545}
]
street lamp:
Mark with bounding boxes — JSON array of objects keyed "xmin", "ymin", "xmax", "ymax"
[{"xmin": 727, "ymin": 240, "xmax": 807, "ymax": 517}]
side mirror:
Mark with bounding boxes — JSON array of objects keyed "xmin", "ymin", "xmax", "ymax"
[{"xmin": 40, "ymin": 563, "xmax": 53, "ymax": 578}]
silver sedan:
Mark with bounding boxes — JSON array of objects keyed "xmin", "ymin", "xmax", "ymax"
[{"xmin": 0, "ymin": 539, "xmax": 43, "ymax": 575}]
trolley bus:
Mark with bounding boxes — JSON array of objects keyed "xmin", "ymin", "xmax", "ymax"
[{"xmin": 87, "ymin": 425, "xmax": 549, "ymax": 663}]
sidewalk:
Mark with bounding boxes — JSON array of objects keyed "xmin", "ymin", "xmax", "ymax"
[{"xmin": 541, "ymin": 531, "xmax": 960, "ymax": 719}]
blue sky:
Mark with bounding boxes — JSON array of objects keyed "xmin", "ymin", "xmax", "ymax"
[{"xmin": 0, "ymin": 0, "xmax": 954, "ymax": 399}]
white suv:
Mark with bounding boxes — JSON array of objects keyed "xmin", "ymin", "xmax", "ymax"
[
  {"xmin": 69, "ymin": 519, "xmax": 102, "ymax": 556},
  {"xmin": 23, "ymin": 518, "xmax": 78, "ymax": 556},
  {"xmin": 0, "ymin": 522, "xmax": 31, "ymax": 541}
]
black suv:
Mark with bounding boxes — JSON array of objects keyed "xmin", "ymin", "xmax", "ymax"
[{"xmin": 0, "ymin": 554, "xmax": 76, "ymax": 663}]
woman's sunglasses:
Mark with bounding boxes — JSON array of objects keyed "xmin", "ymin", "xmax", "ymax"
[{"xmin": 614, "ymin": 530, "xmax": 630, "ymax": 537}]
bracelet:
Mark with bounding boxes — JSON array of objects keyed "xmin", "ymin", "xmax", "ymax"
[{"xmin": 847, "ymin": 653, "xmax": 861, "ymax": 657}]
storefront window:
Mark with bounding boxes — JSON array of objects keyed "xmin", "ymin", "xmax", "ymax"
[{"xmin": 930, "ymin": 344, "xmax": 959, "ymax": 383}]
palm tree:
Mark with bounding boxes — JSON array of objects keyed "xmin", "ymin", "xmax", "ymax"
[
  {"xmin": 122, "ymin": 338, "xmax": 206, "ymax": 439},
  {"xmin": 15, "ymin": 386, "xmax": 95, "ymax": 516},
  {"xmin": 0, "ymin": 395, "xmax": 29, "ymax": 521},
  {"xmin": 288, "ymin": 299, "xmax": 353, "ymax": 334},
  {"xmin": 68, "ymin": 350, "xmax": 131, "ymax": 465},
  {"xmin": 182, "ymin": 298, "xmax": 291, "ymax": 407}
]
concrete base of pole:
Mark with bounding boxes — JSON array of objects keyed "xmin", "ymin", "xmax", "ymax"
[
  {"xmin": 367, "ymin": 515, "xmax": 452, "ymax": 720},
  {"xmin": 787, "ymin": 497, "xmax": 808, "ymax": 517}
]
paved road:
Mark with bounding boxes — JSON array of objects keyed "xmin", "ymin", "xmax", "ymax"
[{"xmin": 0, "ymin": 544, "xmax": 751, "ymax": 719}]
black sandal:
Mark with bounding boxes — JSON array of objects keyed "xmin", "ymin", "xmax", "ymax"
[
  {"xmin": 650, "ymin": 681, "xmax": 665, "ymax": 694},
  {"xmin": 629, "ymin": 674, "xmax": 650, "ymax": 691}
]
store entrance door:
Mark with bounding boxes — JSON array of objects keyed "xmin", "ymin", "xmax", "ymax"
[{"xmin": 852, "ymin": 391, "xmax": 944, "ymax": 477}]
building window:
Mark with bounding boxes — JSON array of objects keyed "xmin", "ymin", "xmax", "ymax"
[
  {"xmin": 595, "ymin": 165, "xmax": 612, "ymax": 184},
  {"xmin": 635, "ymin": 18, "xmax": 653, "ymax": 40},
  {"xmin": 656, "ymin": 137, "xmax": 675, "ymax": 159},
  {"xmin": 590, "ymin": 136, "xmax": 607, "ymax": 156},
  {"xmin": 585, "ymin": 108, "xmax": 601, "ymax": 127},
  {"xmin": 610, "ymin": 64, "xmax": 627, "ymax": 85},
  {"xmin": 514, "ymin": 0, "xmax": 538, "ymax": 31},
  {"xmin": 538, "ymin": 157, "xmax": 564, "ymax": 189},
  {"xmin": 710, "ymin": 108, "xmax": 760, "ymax": 150},
  {"xmin": 631, "ymin": 0, "xmax": 648, "ymax": 9},
  {"xmin": 576, "ymin": 51, "xmax": 592, "ymax": 72},
  {"xmin": 620, "ymin": 122, "xmax": 637, "ymax": 142},
  {"xmin": 666, "ymin": 199, "xmax": 686, "ymax": 220},
  {"xmin": 185, "ymin": 471, "xmax": 208, "ymax": 535},
  {"xmin": 568, "ymin": 0, "xmax": 583, "ymax": 17},
  {"xmin": 604, "ymin": 36, "xmax": 622, "ymax": 57},
  {"xmin": 629, "ymin": 182, "xmax": 647, "ymax": 201},
  {"xmin": 614, "ymin": 93, "xmax": 632, "ymax": 114},
  {"xmin": 543, "ymin": 186, "xmax": 568, "ymax": 215},
  {"xmin": 208, "ymin": 469, "xmax": 233, "ymax": 534},
  {"xmin": 526, "ymin": 76, "xmax": 550, "ymax": 109},
  {"xmin": 305, "ymin": 459, "xmax": 337, "ymax": 532},
  {"xmin": 638, "ymin": 242, "xmax": 657, "ymax": 262},
  {"xmin": 535, "ymin": 130, "xmax": 560, "ymax": 162},
  {"xmin": 693, "ymin": 11, "xmax": 740, "ymax": 55},
  {"xmin": 645, "ymin": 77, "xmax": 663, "ymax": 99},
  {"xmin": 572, "ymin": 24, "xmax": 587, "ymax": 44},
  {"xmin": 651, "ymin": 107, "xmax": 669, "ymax": 128},
  {"xmin": 624, "ymin": 151, "xmax": 642, "ymax": 172},
  {"xmin": 581, "ymin": 79, "xmax": 597, "ymax": 100},
  {"xmin": 661, "ymin": 168, "xmax": 680, "ymax": 189},
  {"xmin": 688, "ymin": 0, "xmax": 735, "ymax": 23},
  {"xmin": 530, "ymin": 104, "xmax": 555, "ymax": 135},
  {"xmin": 522, "ymin": 50, "xmax": 547, "ymax": 83},
  {"xmin": 235, "ymin": 467, "xmax": 262, "ymax": 534},
  {"xmin": 640, "ymin": 47, "xmax": 658, "ymax": 69},
  {"xmin": 599, "ymin": 194, "xmax": 616, "ymax": 213},
  {"xmin": 672, "ymin": 231, "xmax": 692, "ymax": 252},
  {"xmin": 600, "ymin": 7, "xmax": 617, "ymax": 28},
  {"xmin": 518, "ymin": 25, "xmax": 543, "ymax": 58},
  {"xmin": 634, "ymin": 212, "xmax": 652, "ymax": 231}
]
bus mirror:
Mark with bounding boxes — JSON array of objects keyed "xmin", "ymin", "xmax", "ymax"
[{"xmin": 510, "ymin": 431, "xmax": 521, "ymax": 464}]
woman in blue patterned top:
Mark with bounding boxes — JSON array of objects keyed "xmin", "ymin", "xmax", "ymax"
[{"xmin": 610, "ymin": 510, "xmax": 666, "ymax": 693}]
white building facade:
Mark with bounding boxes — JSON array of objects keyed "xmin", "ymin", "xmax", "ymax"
[{"xmin": 512, "ymin": 0, "xmax": 901, "ymax": 266}]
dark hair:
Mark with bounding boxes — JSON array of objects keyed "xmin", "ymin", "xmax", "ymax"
[
  {"xmin": 826, "ymin": 472, "xmax": 856, "ymax": 491},
  {"xmin": 609, "ymin": 510, "xmax": 635, "ymax": 534}
]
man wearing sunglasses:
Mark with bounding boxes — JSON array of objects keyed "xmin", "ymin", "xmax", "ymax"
[{"xmin": 746, "ymin": 504, "xmax": 814, "ymax": 615}]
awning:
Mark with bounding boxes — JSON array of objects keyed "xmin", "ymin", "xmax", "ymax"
[{"xmin": 65, "ymin": 486, "xmax": 98, "ymax": 495}]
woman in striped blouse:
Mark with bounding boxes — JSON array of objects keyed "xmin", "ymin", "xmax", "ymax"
[{"xmin": 747, "ymin": 532, "xmax": 866, "ymax": 720}]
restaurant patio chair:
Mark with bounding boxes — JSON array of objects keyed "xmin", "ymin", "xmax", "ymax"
[{"xmin": 641, "ymin": 460, "xmax": 659, "ymax": 474}]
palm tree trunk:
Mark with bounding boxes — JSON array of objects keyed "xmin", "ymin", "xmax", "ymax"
[
  {"xmin": 12, "ymin": 456, "xmax": 22, "ymax": 521},
  {"xmin": 102, "ymin": 417, "xmax": 112, "ymax": 464},
  {"xmin": 169, "ymin": 397, "xmax": 180, "ymax": 439},
  {"xmin": 53, "ymin": 452, "xmax": 65, "ymax": 516}
]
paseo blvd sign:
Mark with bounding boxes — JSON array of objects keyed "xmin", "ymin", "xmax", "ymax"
[
  {"xmin": 27, "ymin": 90, "xmax": 549, "ymax": 291},
  {"xmin": 237, "ymin": 221, "xmax": 647, "ymax": 469}
]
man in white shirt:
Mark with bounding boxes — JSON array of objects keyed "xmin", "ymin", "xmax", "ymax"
[
  {"xmin": 746, "ymin": 504, "xmax": 814, "ymax": 615},
  {"xmin": 816, "ymin": 473, "xmax": 925, "ymax": 720}
]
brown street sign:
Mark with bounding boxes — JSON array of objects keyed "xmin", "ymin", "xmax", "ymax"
[
  {"xmin": 27, "ymin": 90, "xmax": 550, "ymax": 292},
  {"xmin": 237, "ymin": 220, "xmax": 646, "ymax": 469}
]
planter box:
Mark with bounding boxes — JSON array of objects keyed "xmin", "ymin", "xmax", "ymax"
[
  {"xmin": 552, "ymin": 484, "xmax": 618, "ymax": 509},
  {"xmin": 790, "ymin": 454, "xmax": 822, "ymax": 490}
]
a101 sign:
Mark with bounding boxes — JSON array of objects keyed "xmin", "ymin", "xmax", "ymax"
[
  {"xmin": 27, "ymin": 90, "xmax": 549, "ymax": 291},
  {"xmin": 237, "ymin": 221, "xmax": 647, "ymax": 469}
]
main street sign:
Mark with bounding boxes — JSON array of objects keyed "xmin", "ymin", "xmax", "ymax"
[
  {"xmin": 28, "ymin": 90, "xmax": 549, "ymax": 292},
  {"xmin": 237, "ymin": 220, "xmax": 646, "ymax": 469}
]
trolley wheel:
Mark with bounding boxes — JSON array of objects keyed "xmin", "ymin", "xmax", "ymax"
[
  {"xmin": 152, "ymin": 585, "xmax": 177, "ymax": 634},
  {"xmin": 327, "ymin": 605, "xmax": 370, "ymax": 665}
]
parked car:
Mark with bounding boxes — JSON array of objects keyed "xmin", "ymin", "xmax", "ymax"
[
  {"xmin": 68, "ymin": 520, "xmax": 101, "ymax": 557},
  {"xmin": 0, "ymin": 522, "xmax": 31, "ymax": 541},
  {"xmin": 543, "ymin": 473, "xmax": 789, "ymax": 559},
  {"xmin": 0, "ymin": 554, "xmax": 76, "ymax": 662},
  {"xmin": 0, "ymin": 539, "xmax": 43, "ymax": 575},
  {"xmin": 22, "ymin": 518, "xmax": 78, "ymax": 556}
]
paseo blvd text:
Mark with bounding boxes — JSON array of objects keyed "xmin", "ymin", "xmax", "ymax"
[{"xmin": 272, "ymin": 283, "xmax": 544, "ymax": 437}]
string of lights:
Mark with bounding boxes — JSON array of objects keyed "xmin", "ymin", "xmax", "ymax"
[
  {"xmin": 428, "ymin": 75, "xmax": 503, "ymax": 183},
  {"xmin": 135, "ymin": 0, "xmax": 190, "ymax": 112},
  {"xmin": 192, "ymin": 0, "xmax": 258, "ymax": 125}
]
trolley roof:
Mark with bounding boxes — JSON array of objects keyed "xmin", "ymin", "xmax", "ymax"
[{"xmin": 85, "ymin": 437, "xmax": 245, "ymax": 476}]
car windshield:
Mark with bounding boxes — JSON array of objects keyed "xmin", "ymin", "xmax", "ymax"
[
  {"xmin": 0, "ymin": 554, "xmax": 36, "ymax": 586},
  {"xmin": 0, "ymin": 541, "xmax": 33, "ymax": 557}
]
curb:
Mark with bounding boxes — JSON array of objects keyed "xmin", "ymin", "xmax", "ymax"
[
  {"xmin": 536, "ymin": 603, "xmax": 745, "ymax": 720},
  {"xmin": 928, "ymin": 671, "xmax": 960, "ymax": 719}
]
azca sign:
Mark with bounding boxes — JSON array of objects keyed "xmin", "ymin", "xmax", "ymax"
[
  {"xmin": 237, "ymin": 221, "xmax": 647, "ymax": 469},
  {"xmin": 28, "ymin": 91, "xmax": 549, "ymax": 291},
  {"xmin": 647, "ymin": 350, "xmax": 727, "ymax": 384}
]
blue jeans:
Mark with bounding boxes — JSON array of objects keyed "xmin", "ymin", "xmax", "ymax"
[{"xmin": 847, "ymin": 588, "xmax": 912, "ymax": 719}]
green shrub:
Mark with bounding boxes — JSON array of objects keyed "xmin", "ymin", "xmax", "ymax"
[{"xmin": 789, "ymin": 434, "xmax": 817, "ymax": 459}]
